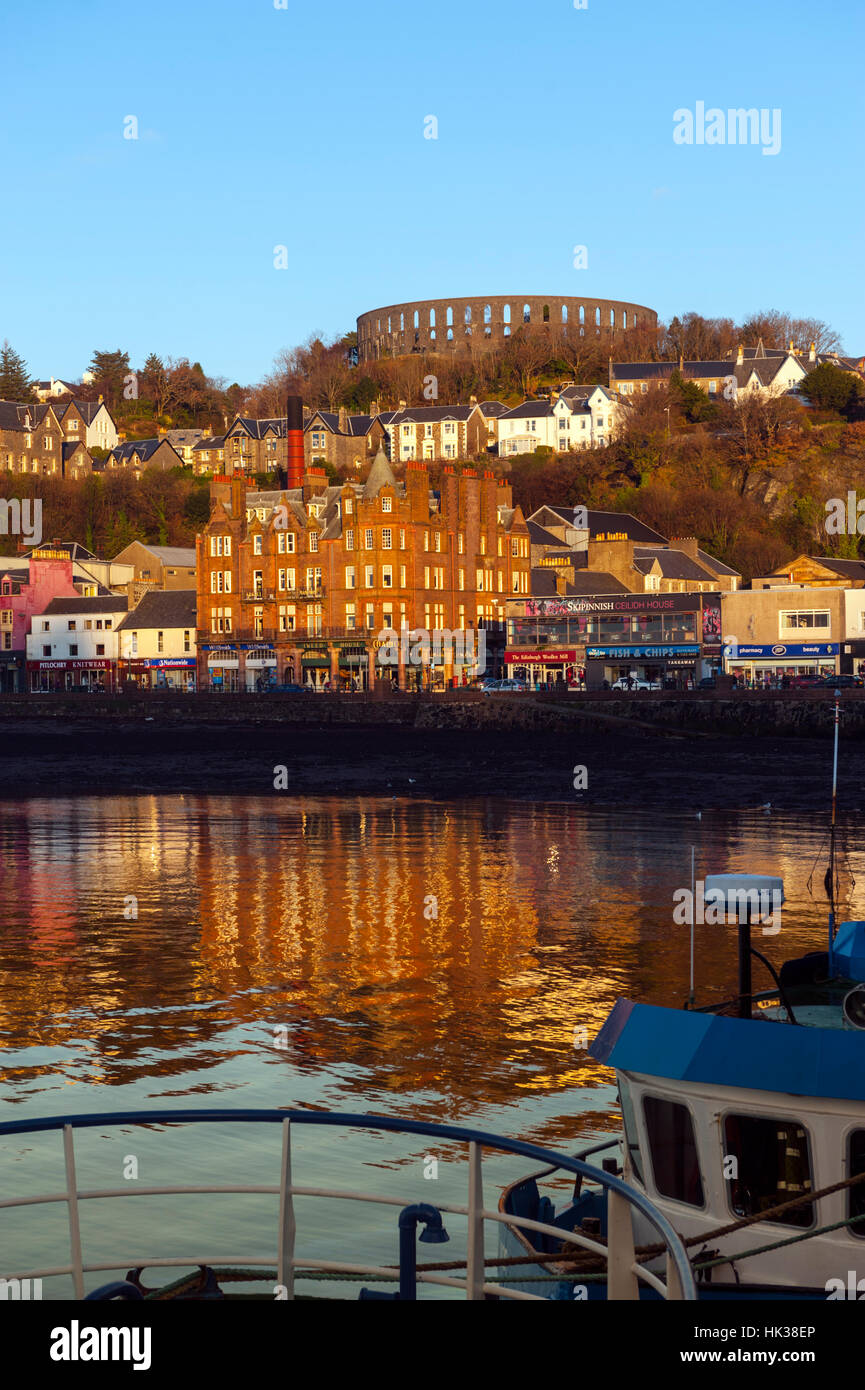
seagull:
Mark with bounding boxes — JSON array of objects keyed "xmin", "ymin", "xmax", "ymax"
[
  {"xmin": 760, "ymin": 802, "xmax": 771, "ymax": 812},
  {"xmin": 696, "ymin": 811, "xmax": 702, "ymax": 821},
  {"xmin": 408, "ymin": 778, "xmax": 416, "ymax": 784}
]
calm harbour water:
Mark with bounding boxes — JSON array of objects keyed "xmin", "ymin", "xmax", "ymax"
[{"xmin": 0, "ymin": 795, "xmax": 856, "ymax": 1297}]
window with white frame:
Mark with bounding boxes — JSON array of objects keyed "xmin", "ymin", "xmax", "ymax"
[{"xmin": 781, "ymin": 610, "xmax": 830, "ymax": 633}]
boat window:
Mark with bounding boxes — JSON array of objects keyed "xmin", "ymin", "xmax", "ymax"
[
  {"xmin": 643, "ymin": 1095, "xmax": 704, "ymax": 1206},
  {"xmin": 847, "ymin": 1131, "xmax": 865, "ymax": 1236},
  {"xmin": 723, "ymin": 1115, "xmax": 813, "ymax": 1228},
  {"xmin": 618, "ymin": 1082, "xmax": 644, "ymax": 1184}
]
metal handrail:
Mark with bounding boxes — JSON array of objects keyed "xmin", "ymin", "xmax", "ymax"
[{"xmin": 0, "ymin": 1108, "xmax": 696, "ymax": 1301}]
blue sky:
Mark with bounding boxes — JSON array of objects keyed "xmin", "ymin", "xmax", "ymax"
[{"xmin": 1, "ymin": 0, "xmax": 862, "ymax": 384}]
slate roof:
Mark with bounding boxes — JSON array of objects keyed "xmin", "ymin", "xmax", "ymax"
[
  {"xmin": 164, "ymin": 429, "xmax": 205, "ymax": 448},
  {"xmin": 532, "ymin": 507, "xmax": 668, "ymax": 545},
  {"xmin": 611, "ymin": 360, "xmax": 733, "ymax": 380},
  {"xmin": 56, "ymin": 399, "xmax": 113, "ymax": 425},
  {"xmin": 363, "ymin": 446, "xmax": 398, "ymax": 499},
  {"xmin": 116, "ymin": 589, "xmax": 197, "ymax": 631},
  {"xmin": 501, "ymin": 400, "xmax": 555, "ymax": 419},
  {"xmin": 814, "ymin": 558, "xmax": 865, "ymax": 581},
  {"xmin": 131, "ymin": 544, "xmax": 196, "ymax": 566},
  {"xmin": 527, "ymin": 521, "xmax": 566, "ymax": 547},
  {"xmin": 389, "ymin": 405, "xmax": 476, "ymax": 424},
  {"xmin": 530, "ymin": 568, "xmax": 628, "ymax": 596},
  {"xmin": 634, "ymin": 546, "xmax": 717, "ymax": 581},
  {"xmin": 41, "ymin": 595, "xmax": 129, "ymax": 615},
  {"xmin": 696, "ymin": 548, "xmax": 740, "ymax": 578},
  {"xmin": 110, "ymin": 439, "xmax": 181, "ymax": 463}
]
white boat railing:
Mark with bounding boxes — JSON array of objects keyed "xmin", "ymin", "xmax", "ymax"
[{"xmin": 0, "ymin": 1108, "xmax": 697, "ymax": 1301}]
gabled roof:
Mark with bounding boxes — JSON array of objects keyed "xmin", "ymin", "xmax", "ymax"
[
  {"xmin": 56, "ymin": 399, "xmax": 114, "ymax": 425},
  {"xmin": 110, "ymin": 438, "xmax": 182, "ymax": 463},
  {"xmin": 116, "ymin": 589, "xmax": 197, "ymax": 631}
]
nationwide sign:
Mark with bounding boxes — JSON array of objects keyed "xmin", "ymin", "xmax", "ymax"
[
  {"xmin": 124, "ymin": 658, "xmax": 197, "ymax": 669},
  {"xmin": 586, "ymin": 644, "xmax": 700, "ymax": 659},
  {"xmin": 728, "ymin": 643, "xmax": 838, "ymax": 658}
]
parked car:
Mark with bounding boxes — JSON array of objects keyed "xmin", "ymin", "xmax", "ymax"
[
  {"xmin": 787, "ymin": 675, "xmax": 826, "ymax": 689},
  {"xmin": 264, "ymin": 682, "xmax": 306, "ymax": 693},
  {"xmin": 610, "ymin": 676, "xmax": 661, "ymax": 692},
  {"xmin": 483, "ymin": 678, "xmax": 528, "ymax": 695},
  {"xmin": 475, "ymin": 677, "xmax": 500, "ymax": 691},
  {"xmin": 823, "ymin": 674, "xmax": 864, "ymax": 688},
  {"xmin": 697, "ymin": 676, "xmax": 717, "ymax": 690}
]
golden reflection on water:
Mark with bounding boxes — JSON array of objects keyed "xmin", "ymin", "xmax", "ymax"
[{"xmin": 0, "ymin": 796, "xmax": 859, "ymax": 1146}]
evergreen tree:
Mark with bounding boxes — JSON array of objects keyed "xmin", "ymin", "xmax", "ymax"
[{"xmin": 0, "ymin": 341, "xmax": 36, "ymax": 401}]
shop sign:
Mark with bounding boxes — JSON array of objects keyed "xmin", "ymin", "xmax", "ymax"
[
  {"xmin": 730, "ymin": 643, "xmax": 838, "ymax": 658},
  {"xmin": 505, "ymin": 649, "xmax": 577, "ymax": 663},
  {"xmin": 26, "ymin": 659, "xmax": 112, "ymax": 670},
  {"xmin": 525, "ymin": 593, "xmax": 703, "ymax": 618},
  {"xmin": 586, "ymin": 645, "xmax": 700, "ymax": 659}
]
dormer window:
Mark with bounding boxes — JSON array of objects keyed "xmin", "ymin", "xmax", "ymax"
[{"xmin": 382, "ymin": 496, "xmax": 392, "ymax": 513}]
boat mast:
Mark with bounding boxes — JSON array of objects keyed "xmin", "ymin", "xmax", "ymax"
[{"xmin": 828, "ymin": 688, "xmax": 840, "ymax": 974}]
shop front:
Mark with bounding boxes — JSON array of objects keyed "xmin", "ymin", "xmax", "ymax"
[
  {"xmin": 0, "ymin": 653, "xmax": 24, "ymax": 693},
  {"xmin": 204, "ymin": 646, "xmax": 239, "ymax": 692},
  {"xmin": 508, "ymin": 592, "xmax": 713, "ymax": 689},
  {"xmin": 504, "ymin": 648, "xmax": 581, "ymax": 689},
  {"xmin": 724, "ymin": 641, "xmax": 838, "ymax": 686},
  {"xmin": 27, "ymin": 658, "xmax": 115, "ymax": 693},
  {"xmin": 301, "ymin": 646, "xmax": 330, "ymax": 690},
  {"xmin": 585, "ymin": 643, "xmax": 701, "ymax": 688},
  {"xmin": 120, "ymin": 657, "xmax": 198, "ymax": 691},
  {"xmin": 242, "ymin": 644, "xmax": 277, "ymax": 692}
]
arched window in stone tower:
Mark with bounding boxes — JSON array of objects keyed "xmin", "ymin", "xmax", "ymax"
[
  {"xmin": 446, "ymin": 305, "xmax": 453, "ymax": 326},
  {"xmin": 523, "ymin": 304, "xmax": 531, "ymax": 323},
  {"xmin": 484, "ymin": 304, "xmax": 492, "ymax": 338},
  {"xmin": 562, "ymin": 305, "xmax": 568, "ymax": 324},
  {"xmin": 543, "ymin": 304, "xmax": 550, "ymax": 322}
]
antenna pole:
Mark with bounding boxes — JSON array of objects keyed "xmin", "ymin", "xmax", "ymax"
[{"xmin": 829, "ymin": 689, "xmax": 840, "ymax": 972}]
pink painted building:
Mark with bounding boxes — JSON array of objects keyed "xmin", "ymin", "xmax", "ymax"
[{"xmin": 0, "ymin": 553, "xmax": 82, "ymax": 692}]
